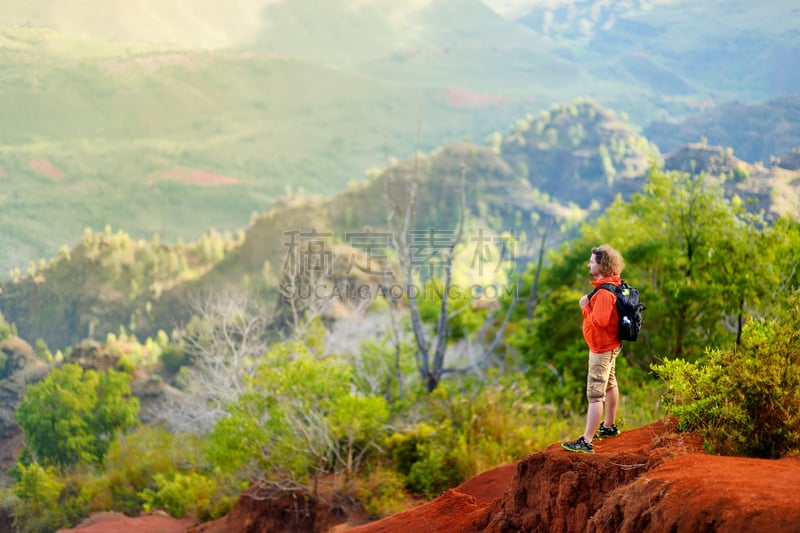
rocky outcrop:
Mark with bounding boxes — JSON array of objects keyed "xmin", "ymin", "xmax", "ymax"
[
  {"xmin": 776, "ymin": 150, "xmax": 800, "ymax": 170},
  {"xmin": 664, "ymin": 143, "xmax": 743, "ymax": 175},
  {"xmin": 0, "ymin": 336, "xmax": 48, "ymax": 482}
]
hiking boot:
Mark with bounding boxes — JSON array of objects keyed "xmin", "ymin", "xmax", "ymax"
[
  {"xmin": 561, "ymin": 436, "xmax": 594, "ymax": 454},
  {"xmin": 595, "ymin": 422, "xmax": 620, "ymax": 439}
]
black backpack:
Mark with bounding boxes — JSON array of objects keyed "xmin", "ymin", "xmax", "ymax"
[{"xmin": 589, "ymin": 280, "xmax": 645, "ymax": 342}]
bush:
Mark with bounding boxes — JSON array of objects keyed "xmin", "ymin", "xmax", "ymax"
[
  {"xmin": 11, "ymin": 462, "xmax": 89, "ymax": 533},
  {"xmin": 383, "ymin": 420, "xmax": 464, "ymax": 498},
  {"xmin": 356, "ymin": 467, "xmax": 408, "ymax": 518},
  {"xmin": 0, "ymin": 311, "xmax": 16, "ymax": 341},
  {"xmin": 159, "ymin": 343, "xmax": 186, "ymax": 374},
  {"xmin": 654, "ymin": 302, "xmax": 800, "ymax": 458},
  {"xmin": 94, "ymin": 426, "xmax": 207, "ymax": 515},
  {"xmin": 140, "ymin": 471, "xmax": 233, "ymax": 521},
  {"xmin": 383, "ymin": 375, "xmax": 564, "ymax": 498},
  {"xmin": 405, "ymin": 431, "xmax": 466, "ymax": 498}
]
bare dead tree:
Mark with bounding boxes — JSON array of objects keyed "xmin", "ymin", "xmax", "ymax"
[
  {"xmin": 153, "ymin": 289, "xmax": 270, "ymax": 434},
  {"xmin": 275, "ymin": 258, "xmax": 332, "ymax": 339},
  {"xmin": 384, "ymin": 152, "xmax": 518, "ymax": 392},
  {"xmin": 384, "ymin": 279, "xmax": 409, "ymax": 401},
  {"xmin": 527, "ymin": 216, "xmax": 553, "ymax": 319},
  {"xmin": 150, "ymin": 280, "xmax": 331, "ymax": 434}
]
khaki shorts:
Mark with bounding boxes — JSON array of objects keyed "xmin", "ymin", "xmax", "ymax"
[{"xmin": 586, "ymin": 346, "xmax": 622, "ymax": 403}]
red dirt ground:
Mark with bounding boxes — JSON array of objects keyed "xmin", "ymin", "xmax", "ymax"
[
  {"xmin": 60, "ymin": 419, "xmax": 800, "ymax": 532},
  {"xmin": 153, "ymin": 169, "xmax": 240, "ymax": 187},
  {"xmin": 56, "ymin": 512, "xmax": 196, "ymax": 533},
  {"xmin": 29, "ymin": 158, "xmax": 64, "ymax": 180}
]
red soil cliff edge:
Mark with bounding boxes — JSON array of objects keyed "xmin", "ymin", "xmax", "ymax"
[{"xmin": 349, "ymin": 419, "xmax": 800, "ymax": 533}]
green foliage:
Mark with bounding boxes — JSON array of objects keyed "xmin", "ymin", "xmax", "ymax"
[
  {"xmin": 159, "ymin": 342, "xmax": 187, "ymax": 374},
  {"xmin": 654, "ymin": 300, "xmax": 800, "ymax": 458},
  {"xmin": 206, "ymin": 339, "xmax": 390, "ymax": 485},
  {"xmin": 141, "ymin": 472, "xmax": 232, "ymax": 521},
  {"xmin": 10, "ymin": 410, "xmax": 235, "ymax": 531},
  {"xmin": 11, "ymin": 462, "xmax": 83, "ymax": 533},
  {"xmin": 0, "ymin": 311, "xmax": 16, "ymax": 341},
  {"xmin": 15, "ymin": 363, "xmax": 139, "ymax": 466},
  {"xmin": 382, "ymin": 414, "xmax": 466, "ymax": 499},
  {"xmin": 356, "ymin": 467, "xmax": 408, "ymax": 518},
  {"xmin": 92, "ymin": 426, "xmax": 198, "ymax": 514},
  {"xmin": 732, "ymin": 165, "xmax": 750, "ymax": 181},
  {"xmin": 416, "ymin": 278, "xmax": 488, "ymax": 340},
  {"xmin": 384, "ymin": 373, "xmax": 560, "ymax": 498},
  {"xmin": 34, "ymin": 338, "xmax": 52, "ymax": 362},
  {"xmin": 405, "ymin": 426, "xmax": 465, "ymax": 498}
]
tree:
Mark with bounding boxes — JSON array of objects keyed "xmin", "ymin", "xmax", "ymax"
[
  {"xmin": 384, "ymin": 155, "xmax": 518, "ymax": 392},
  {"xmin": 155, "ymin": 290, "xmax": 270, "ymax": 434},
  {"xmin": 15, "ymin": 363, "xmax": 139, "ymax": 466}
]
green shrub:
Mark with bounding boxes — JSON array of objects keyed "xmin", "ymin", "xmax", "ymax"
[
  {"xmin": 140, "ymin": 471, "xmax": 233, "ymax": 521},
  {"xmin": 383, "ymin": 374, "xmax": 567, "ymax": 498},
  {"xmin": 654, "ymin": 302, "xmax": 800, "ymax": 458},
  {"xmin": 383, "ymin": 422, "xmax": 437, "ymax": 476},
  {"xmin": 0, "ymin": 311, "xmax": 16, "ymax": 341},
  {"xmin": 406, "ymin": 431, "xmax": 466, "ymax": 498},
  {"xmin": 382, "ymin": 420, "xmax": 464, "ymax": 498},
  {"xmin": 95, "ymin": 426, "xmax": 204, "ymax": 515},
  {"xmin": 356, "ymin": 467, "xmax": 408, "ymax": 518},
  {"xmin": 159, "ymin": 343, "xmax": 186, "ymax": 374},
  {"xmin": 11, "ymin": 462, "xmax": 88, "ymax": 533}
]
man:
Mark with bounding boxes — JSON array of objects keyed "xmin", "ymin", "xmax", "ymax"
[{"xmin": 562, "ymin": 244, "xmax": 624, "ymax": 454}]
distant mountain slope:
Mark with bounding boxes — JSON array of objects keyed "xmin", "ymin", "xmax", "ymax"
[
  {"xmin": 643, "ymin": 96, "xmax": 800, "ymax": 164},
  {"xmin": 509, "ymin": 0, "xmax": 800, "ymax": 99},
  {"xmin": 255, "ymin": 0, "xmax": 533, "ymax": 66},
  {"xmin": 499, "ymin": 100, "xmax": 660, "ymax": 208}
]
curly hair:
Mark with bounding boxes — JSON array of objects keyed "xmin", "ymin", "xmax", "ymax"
[{"xmin": 592, "ymin": 245, "xmax": 625, "ymax": 276}]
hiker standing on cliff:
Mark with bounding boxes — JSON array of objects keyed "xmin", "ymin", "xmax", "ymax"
[{"xmin": 562, "ymin": 245, "xmax": 624, "ymax": 454}]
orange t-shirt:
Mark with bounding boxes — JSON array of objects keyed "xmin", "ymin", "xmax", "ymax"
[{"xmin": 581, "ymin": 275, "xmax": 622, "ymax": 353}]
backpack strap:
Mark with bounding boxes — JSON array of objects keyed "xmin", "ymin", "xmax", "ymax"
[{"xmin": 588, "ymin": 283, "xmax": 618, "ymax": 300}]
